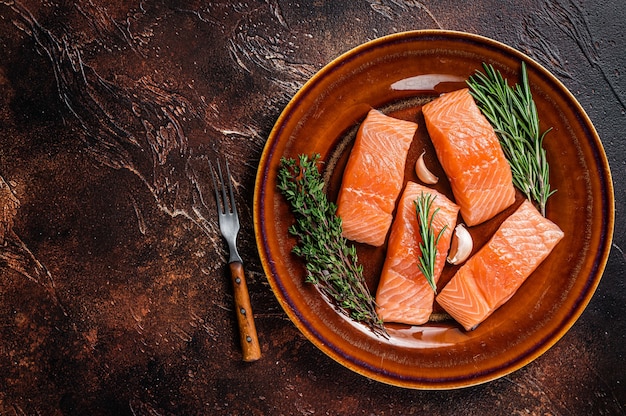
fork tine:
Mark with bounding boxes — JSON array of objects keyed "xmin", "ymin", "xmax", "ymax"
[
  {"xmin": 210, "ymin": 159, "xmax": 238, "ymax": 218},
  {"xmin": 223, "ymin": 160, "xmax": 238, "ymax": 217},
  {"xmin": 216, "ymin": 160, "xmax": 229, "ymax": 214}
]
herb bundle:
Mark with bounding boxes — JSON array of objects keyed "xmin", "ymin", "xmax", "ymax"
[
  {"xmin": 277, "ymin": 154, "xmax": 387, "ymax": 336},
  {"xmin": 415, "ymin": 192, "xmax": 446, "ymax": 293},
  {"xmin": 467, "ymin": 62, "xmax": 556, "ymax": 216}
]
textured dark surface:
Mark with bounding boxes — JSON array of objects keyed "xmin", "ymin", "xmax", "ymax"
[{"xmin": 0, "ymin": 1, "xmax": 624, "ymax": 415}]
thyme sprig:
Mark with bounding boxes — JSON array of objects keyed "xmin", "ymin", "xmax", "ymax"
[
  {"xmin": 467, "ymin": 62, "xmax": 556, "ymax": 216},
  {"xmin": 277, "ymin": 154, "xmax": 387, "ymax": 337},
  {"xmin": 415, "ymin": 192, "xmax": 447, "ymax": 293}
]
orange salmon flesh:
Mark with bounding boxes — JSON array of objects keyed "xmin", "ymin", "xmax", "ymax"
[
  {"xmin": 422, "ymin": 88, "xmax": 516, "ymax": 226},
  {"xmin": 436, "ymin": 200, "xmax": 564, "ymax": 331},
  {"xmin": 375, "ymin": 181, "xmax": 459, "ymax": 325},
  {"xmin": 336, "ymin": 109, "xmax": 417, "ymax": 246}
]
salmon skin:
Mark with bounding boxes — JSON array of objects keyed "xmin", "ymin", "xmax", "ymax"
[
  {"xmin": 336, "ymin": 109, "xmax": 417, "ymax": 246},
  {"xmin": 422, "ymin": 88, "xmax": 516, "ymax": 226},
  {"xmin": 375, "ymin": 182, "xmax": 459, "ymax": 325},
  {"xmin": 436, "ymin": 200, "xmax": 564, "ymax": 331}
]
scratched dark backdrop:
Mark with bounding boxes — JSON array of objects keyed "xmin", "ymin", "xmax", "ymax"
[{"xmin": 0, "ymin": 1, "xmax": 624, "ymax": 415}]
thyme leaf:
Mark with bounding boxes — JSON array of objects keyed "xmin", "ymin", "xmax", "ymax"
[
  {"xmin": 277, "ymin": 153, "xmax": 387, "ymax": 337},
  {"xmin": 467, "ymin": 61, "xmax": 556, "ymax": 216}
]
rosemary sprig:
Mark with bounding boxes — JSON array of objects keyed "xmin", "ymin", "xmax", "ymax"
[
  {"xmin": 277, "ymin": 154, "xmax": 387, "ymax": 337},
  {"xmin": 467, "ymin": 62, "xmax": 556, "ymax": 216},
  {"xmin": 415, "ymin": 192, "xmax": 447, "ymax": 293}
]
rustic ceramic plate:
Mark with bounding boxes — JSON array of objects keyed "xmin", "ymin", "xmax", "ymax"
[{"xmin": 253, "ymin": 30, "xmax": 614, "ymax": 389}]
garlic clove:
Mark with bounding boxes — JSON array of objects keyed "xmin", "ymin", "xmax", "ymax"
[
  {"xmin": 415, "ymin": 151, "xmax": 438, "ymax": 184},
  {"xmin": 447, "ymin": 224, "xmax": 473, "ymax": 265}
]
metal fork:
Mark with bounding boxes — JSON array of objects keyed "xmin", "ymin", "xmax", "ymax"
[{"xmin": 209, "ymin": 159, "xmax": 261, "ymax": 362}]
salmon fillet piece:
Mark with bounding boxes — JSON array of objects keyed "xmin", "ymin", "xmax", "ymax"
[
  {"xmin": 336, "ymin": 109, "xmax": 417, "ymax": 246},
  {"xmin": 436, "ymin": 200, "xmax": 564, "ymax": 331},
  {"xmin": 422, "ymin": 88, "xmax": 516, "ymax": 226},
  {"xmin": 375, "ymin": 182, "xmax": 459, "ymax": 325}
]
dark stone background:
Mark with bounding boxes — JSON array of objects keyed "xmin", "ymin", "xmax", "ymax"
[{"xmin": 0, "ymin": 1, "xmax": 624, "ymax": 414}]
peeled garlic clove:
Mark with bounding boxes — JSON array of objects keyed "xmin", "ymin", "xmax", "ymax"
[
  {"xmin": 415, "ymin": 151, "xmax": 438, "ymax": 184},
  {"xmin": 447, "ymin": 224, "xmax": 473, "ymax": 265}
]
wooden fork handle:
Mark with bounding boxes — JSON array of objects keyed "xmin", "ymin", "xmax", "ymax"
[{"xmin": 229, "ymin": 261, "xmax": 261, "ymax": 362}]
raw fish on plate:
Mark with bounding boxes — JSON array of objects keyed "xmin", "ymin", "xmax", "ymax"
[
  {"xmin": 336, "ymin": 109, "xmax": 417, "ymax": 246},
  {"xmin": 376, "ymin": 182, "xmax": 459, "ymax": 325},
  {"xmin": 422, "ymin": 88, "xmax": 516, "ymax": 226},
  {"xmin": 436, "ymin": 200, "xmax": 564, "ymax": 331}
]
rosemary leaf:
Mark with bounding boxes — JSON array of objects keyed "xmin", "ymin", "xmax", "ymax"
[
  {"xmin": 467, "ymin": 62, "xmax": 556, "ymax": 216},
  {"xmin": 415, "ymin": 192, "xmax": 447, "ymax": 293},
  {"xmin": 277, "ymin": 153, "xmax": 387, "ymax": 337}
]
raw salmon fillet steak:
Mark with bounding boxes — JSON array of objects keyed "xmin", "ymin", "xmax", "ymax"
[
  {"xmin": 336, "ymin": 109, "xmax": 417, "ymax": 246},
  {"xmin": 375, "ymin": 181, "xmax": 459, "ymax": 325},
  {"xmin": 436, "ymin": 200, "xmax": 564, "ymax": 331},
  {"xmin": 422, "ymin": 88, "xmax": 516, "ymax": 226}
]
